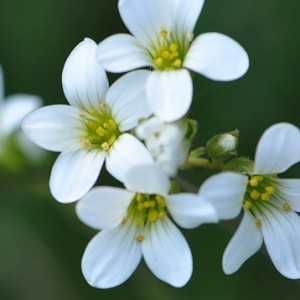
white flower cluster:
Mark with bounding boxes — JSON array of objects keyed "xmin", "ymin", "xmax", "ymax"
[{"xmin": 21, "ymin": 0, "xmax": 300, "ymax": 289}]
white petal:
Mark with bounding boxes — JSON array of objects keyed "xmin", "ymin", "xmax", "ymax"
[
  {"xmin": 0, "ymin": 94, "xmax": 42, "ymax": 137},
  {"xmin": 82, "ymin": 222, "xmax": 142, "ymax": 288},
  {"xmin": 276, "ymin": 178, "xmax": 300, "ymax": 212},
  {"xmin": 166, "ymin": 193, "xmax": 218, "ymax": 228},
  {"xmin": 171, "ymin": 0, "xmax": 204, "ymax": 35},
  {"xmin": 124, "ymin": 164, "xmax": 170, "ymax": 196},
  {"xmin": 222, "ymin": 211, "xmax": 263, "ymax": 274},
  {"xmin": 106, "ymin": 70, "xmax": 151, "ymax": 131},
  {"xmin": 118, "ymin": 0, "xmax": 172, "ymax": 47},
  {"xmin": 142, "ymin": 217, "xmax": 192, "ymax": 287},
  {"xmin": 147, "ymin": 70, "xmax": 192, "ymax": 122},
  {"xmin": 184, "ymin": 32, "xmax": 249, "ymax": 81},
  {"xmin": 106, "ymin": 133, "xmax": 153, "ymax": 182},
  {"xmin": 22, "ymin": 105, "xmax": 84, "ymax": 152},
  {"xmin": 62, "ymin": 38, "xmax": 109, "ymax": 110},
  {"xmin": 97, "ymin": 34, "xmax": 150, "ymax": 72},
  {"xmin": 76, "ymin": 187, "xmax": 134, "ymax": 230},
  {"xmin": 254, "ymin": 123, "xmax": 300, "ymax": 174},
  {"xmin": 198, "ymin": 172, "xmax": 247, "ymax": 220},
  {"xmin": 261, "ymin": 209, "xmax": 300, "ymax": 279},
  {"xmin": 50, "ymin": 149, "xmax": 105, "ymax": 203}
]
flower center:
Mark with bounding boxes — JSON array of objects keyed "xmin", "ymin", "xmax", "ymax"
[
  {"xmin": 79, "ymin": 103, "xmax": 121, "ymax": 151},
  {"xmin": 151, "ymin": 30, "xmax": 190, "ymax": 71},
  {"xmin": 243, "ymin": 175, "xmax": 291, "ymax": 227},
  {"xmin": 126, "ymin": 193, "xmax": 167, "ymax": 242}
]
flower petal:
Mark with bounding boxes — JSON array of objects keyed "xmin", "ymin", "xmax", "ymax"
[
  {"xmin": 166, "ymin": 193, "xmax": 218, "ymax": 228},
  {"xmin": 124, "ymin": 164, "xmax": 170, "ymax": 196},
  {"xmin": 106, "ymin": 70, "xmax": 151, "ymax": 131},
  {"xmin": 184, "ymin": 32, "xmax": 249, "ymax": 81},
  {"xmin": 81, "ymin": 223, "xmax": 142, "ymax": 288},
  {"xmin": 198, "ymin": 172, "xmax": 247, "ymax": 220},
  {"xmin": 97, "ymin": 34, "xmax": 150, "ymax": 72},
  {"xmin": 142, "ymin": 217, "xmax": 192, "ymax": 287},
  {"xmin": 1, "ymin": 94, "xmax": 42, "ymax": 137},
  {"xmin": 76, "ymin": 186, "xmax": 134, "ymax": 230},
  {"xmin": 118, "ymin": 0, "xmax": 172, "ymax": 47},
  {"xmin": 50, "ymin": 148, "xmax": 105, "ymax": 203},
  {"xmin": 106, "ymin": 133, "xmax": 153, "ymax": 183},
  {"xmin": 171, "ymin": 0, "xmax": 204, "ymax": 35},
  {"xmin": 22, "ymin": 105, "xmax": 84, "ymax": 152},
  {"xmin": 222, "ymin": 211, "xmax": 263, "ymax": 274},
  {"xmin": 253, "ymin": 123, "xmax": 300, "ymax": 174},
  {"xmin": 276, "ymin": 178, "xmax": 300, "ymax": 212},
  {"xmin": 62, "ymin": 38, "xmax": 109, "ymax": 110},
  {"xmin": 146, "ymin": 69, "xmax": 192, "ymax": 122},
  {"xmin": 260, "ymin": 209, "xmax": 300, "ymax": 279}
]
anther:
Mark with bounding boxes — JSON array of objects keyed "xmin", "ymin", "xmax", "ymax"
[{"xmin": 283, "ymin": 203, "xmax": 291, "ymax": 211}]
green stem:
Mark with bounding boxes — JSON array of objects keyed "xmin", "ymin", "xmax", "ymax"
[{"xmin": 184, "ymin": 156, "xmax": 225, "ymax": 170}]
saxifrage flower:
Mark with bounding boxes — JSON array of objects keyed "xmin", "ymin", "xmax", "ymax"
[
  {"xmin": 22, "ymin": 38, "xmax": 153, "ymax": 203},
  {"xmin": 197, "ymin": 123, "xmax": 300, "ymax": 278},
  {"xmin": 76, "ymin": 164, "xmax": 218, "ymax": 288},
  {"xmin": 97, "ymin": 0, "xmax": 249, "ymax": 121}
]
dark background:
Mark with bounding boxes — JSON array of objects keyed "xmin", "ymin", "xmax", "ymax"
[{"xmin": 1, "ymin": 1, "xmax": 300, "ymax": 299}]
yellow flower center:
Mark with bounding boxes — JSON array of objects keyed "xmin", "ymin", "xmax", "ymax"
[
  {"xmin": 243, "ymin": 175, "xmax": 291, "ymax": 227},
  {"xmin": 126, "ymin": 193, "xmax": 167, "ymax": 242},
  {"xmin": 79, "ymin": 102, "xmax": 121, "ymax": 151},
  {"xmin": 151, "ymin": 30, "xmax": 191, "ymax": 71}
]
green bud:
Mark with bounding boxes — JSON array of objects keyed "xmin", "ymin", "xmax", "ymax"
[
  {"xmin": 224, "ymin": 157, "xmax": 254, "ymax": 174},
  {"xmin": 206, "ymin": 130, "xmax": 239, "ymax": 160}
]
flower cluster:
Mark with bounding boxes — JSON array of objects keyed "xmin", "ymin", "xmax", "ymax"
[{"xmin": 21, "ymin": 0, "xmax": 300, "ymax": 290}]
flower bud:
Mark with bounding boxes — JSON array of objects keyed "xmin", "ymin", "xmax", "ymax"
[{"xmin": 206, "ymin": 130, "xmax": 239, "ymax": 160}]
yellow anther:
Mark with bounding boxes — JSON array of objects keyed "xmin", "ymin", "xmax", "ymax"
[
  {"xmin": 243, "ymin": 201, "xmax": 252, "ymax": 210},
  {"xmin": 149, "ymin": 201, "xmax": 156, "ymax": 208},
  {"xmin": 109, "ymin": 119, "xmax": 117, "ymax": 129},
  {"xmin": 144, "ymin": 201, "xmax": 150, "ymax": 208},
  {"xmin": 155, "ymin": 195, "xmax": 165, "ymax": 207},
  {"xmin": 91, "ymin": 109, "xmax": 99, "ymax": 116},
  {"xmin": 136, "ymin": 193, "xmax": 143, "ymax": 202},
  {"xmin": 249, "ymin": 178, "xmax": 259, "ymax": 187},
  {"xmin": 103, "ymin": 122, "xmax": 110, "ymax": 129},
  {"xmin": 88, "ymin": 121, "xmax": 97, "ymax": 129},
  {"xmin": 255, "ymin": 219, "xmax": 262, "ymax": 228},
  {"xmin": 96, "ymin": 127, "xmax": 106, "ymax": 136},
  {"xmin": 250, "ymin": 189, "xmax": 260, "ymax": 200},
  {"xmin": 137, "ymin": 203, "xmax": 144, "ymax": 210},
  {"xmin": 148, "ymin": 210, "xmax": 158, "ymax": 222},
  {"xmin": 265, "ymin": 186, "xmax": 275, "ymax": 194},
  {"xmin": 160, "ymin": 30, "xmax": 168, "ymax": 38},
  {"xmin": 169, "ymin": 43, "xmax": 178, "ymax": 52},
  {"xmin": 108, "ymin": 135, "xmax": 117, "ymax": 146},
  {"xmin": 173, "ymin": 59, "xmax": 182, "ymax": 68},
  {"xmin": 80, "ymin": 137, "xmax": 91, "ymax": 148},
  {"xmin": 283, "ymin": 203, "xmax": 291, "ymax": 211},
  {"xmin": 136, "ymin": 235, "xmax": 145, "ymax": 243},
  {"xmin": 260, "ymin": 192, "xmax": 271, "ymax": 201},
  {"xmin": 162, "ymin": 51, "xmax": 171, "ymax": 59},
  {"xmin": 154, "ymin": 57, "xmax": 163, "ymax": 67},
  {"xmin": 101, "ymin": 142, "xmax": 110, "ymax": 151}
]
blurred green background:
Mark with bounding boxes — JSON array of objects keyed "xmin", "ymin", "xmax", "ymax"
[{"xmin": 1, "ymin": 0, "xmax": 300, "ymax": 299}]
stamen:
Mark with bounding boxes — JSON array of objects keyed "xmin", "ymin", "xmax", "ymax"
[
  {"xmin": 255, "ymin": 219, "xmax": 262, "ymax": 228},
  {"xmin": 136, "ymin": 235, "xmax": 145, "ymax": 243},
  {"xmin": 283, "ymin": 203, "xmax": 291, "ymax": 211}
]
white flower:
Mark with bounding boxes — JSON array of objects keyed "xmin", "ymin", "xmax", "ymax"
[
  {"xmin": 0, "ymin": 66, "xmax": 42, "ymax": 158},
  {"xmin": 198, "ymin": 123, "xmax": 300, "ymax": 279},
  {"xmin": 22, "ymin": 38, "xmax": 153, "ymax": 203},
  {"xmin": 97, "ymin": 0, "xmax": 249, "ymax": 121},
  {"xmin": 136, "ymin": 116, "xmax": 190, "ymax": 176},
  {"xmin": 76, "ymin": 164, "xmax": 218, "ymax": 288}
]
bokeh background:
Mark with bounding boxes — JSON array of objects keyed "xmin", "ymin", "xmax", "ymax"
[{"xmin": 1, "ymin": 0, "xmax": 300, "ymax": 299}]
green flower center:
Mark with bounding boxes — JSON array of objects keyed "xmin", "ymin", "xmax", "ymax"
[
  {"xmin": 126, "ymin": 193, "xmax": 167, "ymax": 242},
  {"xmin": 79, "ymin": 103, "xmax": 121, "ymax": 151},
  {"xmin": 243, "ymin": 175, "xmax": 291, "ymax": 227},
  {"xmin": 151, "ymin": 30, "xmax": 191, "ymax": 71}
]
